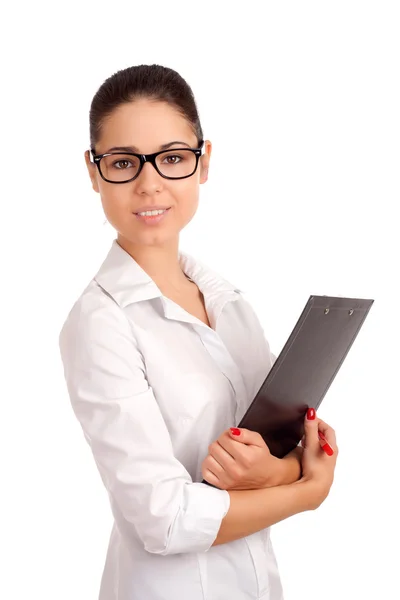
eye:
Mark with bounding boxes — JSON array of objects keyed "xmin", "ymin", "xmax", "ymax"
[
  {"xmin": 113, "ymin": 159, "xmax": 133, "ymax": 170},
  {"xmin": 162, "ymin": 154, "xmax": 182, "ymax": 165}
]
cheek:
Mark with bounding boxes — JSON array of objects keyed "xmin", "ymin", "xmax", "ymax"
[
  {"xmin": 99, "ymin": 184, "xmax": 129, "ymax": 215},
  {"xmin": 174, "ymin": 182, "xmax": 200, "ymax": 219},
  {"xmin": 98, "ymin": 189, "xmax": 133, "ymax": 230},
  {"xmin": 97, "ymin": 180, "xmax": 200, "ymax": 232}
]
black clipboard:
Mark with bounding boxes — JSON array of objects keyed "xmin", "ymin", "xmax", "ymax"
[
  {"xmin": 202, "ymin": 295, "xmax": 374, "ymax": 485},
  {"xmin": 237, "ymin": 295, "xmax": 374, "ymax": 458}
]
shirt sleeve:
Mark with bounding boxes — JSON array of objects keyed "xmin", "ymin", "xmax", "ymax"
[
  {"xmin": 58, "ymin": 292, "xmax": 230, "ymax": 556},
  {"xmin": 235, "ymin": 293, "xmax": 276, "ymax": 397}
]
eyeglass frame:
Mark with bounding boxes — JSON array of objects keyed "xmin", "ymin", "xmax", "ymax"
[{"xmin": 89, "ymin": 140, "xmax": 205, "ymax": 184}]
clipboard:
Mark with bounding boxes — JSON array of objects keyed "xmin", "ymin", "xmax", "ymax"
[
  {"xmin": 202, "ymin": 295, "xmax": 374, "ymax": 485},
  {"xmin": 237, "ymin": 295, "xmax": 374, "ymax": 458}
]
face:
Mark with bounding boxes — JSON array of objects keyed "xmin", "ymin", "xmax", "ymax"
[{"xmin": 85, "ymin": 99, "xmax": 211, "ymax": 250}]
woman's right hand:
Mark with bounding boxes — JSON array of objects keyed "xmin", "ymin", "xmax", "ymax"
[{"xmin": 299, "ymin": 408, "xmax": 339, "ymax": 509}]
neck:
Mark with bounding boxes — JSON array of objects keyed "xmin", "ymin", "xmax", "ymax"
[{"xmin": 116, "ymin": 235, "xmax": 190, "ymax": 290}]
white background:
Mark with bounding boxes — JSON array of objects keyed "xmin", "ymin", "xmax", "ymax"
[{"xmin": 1, "ymin": 1, "xmax": 399, "ymax": 599}]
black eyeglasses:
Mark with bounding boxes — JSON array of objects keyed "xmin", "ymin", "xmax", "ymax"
[{"xmin": 90, "ymin": 140, "xmax": 204, "ymax": 184}]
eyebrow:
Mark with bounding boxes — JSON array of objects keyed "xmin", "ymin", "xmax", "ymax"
[{"xmin": 104, "ymin": 141, "xmax": 192, "ymax": 153}]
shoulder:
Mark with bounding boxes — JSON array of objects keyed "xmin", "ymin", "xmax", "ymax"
[
  {"xmin": 179, "ymin": 250, "xmax": 242, "ymax": 296},
  {"xmin": 58, "ymin": 279, "xmax": 146, "ymax": 400},
  {"xmin": 226, "ymin": 290, "xmax": 273, "ymax": 352},
  {"xmin": 59, "ymin": 279, "xmax": 135, "ymax": 355},
  {"xmin": 229, "ymin": 288, "xmax": 262, "ymax": 321}
]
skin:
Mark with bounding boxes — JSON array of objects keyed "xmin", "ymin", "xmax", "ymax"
[
  {"xmin": 84, "ymin": 98, "xmax": 303, "ymax": 489},
  {"xmin": 203, "ymin": 427, "xmax": 304, "ymax": 490},
  {"xmin": 85, "ymin": 99, "xmax": 210, "ymax": 294}
]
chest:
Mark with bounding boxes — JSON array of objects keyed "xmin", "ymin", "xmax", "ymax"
[
  {"xmin": 122, "ymin": 294, "xmax": 273, "ymax": 479},
  {"xmin": 161, "ymin": 284, "xmax": 211, "ymax": 328}
]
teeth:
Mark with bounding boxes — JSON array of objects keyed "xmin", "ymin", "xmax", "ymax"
[{"xmin": 138, "ymin": 209, "xmax": 167, "ymax": 216}]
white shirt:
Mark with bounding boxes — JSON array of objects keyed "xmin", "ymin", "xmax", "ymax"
[{"xmin": 59, "ymin": 239, "xmax": 284, "ymax": 600}]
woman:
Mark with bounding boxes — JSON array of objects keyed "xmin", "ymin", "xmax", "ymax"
[{"xmin": 59, "ymin": 64, "xmax": 338, "ymax": 600}]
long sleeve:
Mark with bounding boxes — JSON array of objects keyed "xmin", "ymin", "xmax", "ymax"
[
  {"xmin": 58, "ymin": 294, "xmax": 230, "ymax": 556},
  {"xmin": 232, "ymin": 293, "xmax": 276, "ymax": 398}
]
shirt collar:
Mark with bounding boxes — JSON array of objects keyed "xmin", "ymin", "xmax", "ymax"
[{"xmin": 94, "ymin": 239, "xmax": 242, "ymax": 308}]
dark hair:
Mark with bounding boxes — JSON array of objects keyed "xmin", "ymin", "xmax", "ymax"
[{"xmin": 89, "ymin": 64, "xmax": 204, "ymax": 151}]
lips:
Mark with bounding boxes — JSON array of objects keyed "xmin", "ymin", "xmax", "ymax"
[
  {"xmin": 133, "ymin": 207, "xmax": 171, "ymax": 225},
  {"xmin": 134, "ymin": 206, "xmax": 171, "ymax": 214}
]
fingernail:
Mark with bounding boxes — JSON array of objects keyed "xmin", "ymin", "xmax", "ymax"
[
  {"xmin": 307, "ymin": 408, "xmax": 316, "ymax": 420},
  {"xmin": 322, "ymin": 443, "xmax": 334, "ymax": 456},
  {"xmin": 230, "ymin": 428, "xmax": 241, "ymax": 436}
]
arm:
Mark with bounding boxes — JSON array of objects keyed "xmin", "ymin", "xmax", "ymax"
[
  {"xmin": 278, "ymin": 446, "xmax": 303, "ymax": 485},
  {"xmin": 59, "ymin": 294, "xmax": 310, "ymax": 555},
  {"xmin": 213, "ymin": 415, "xmax": 338, "ymax": 546},
  {"xmin": 59, "ymin": 295, "xmax": 231, "ymax": 556},
  {"xmin": 213, "ymin": 479, "xmax": 314, "ymax": 546}
]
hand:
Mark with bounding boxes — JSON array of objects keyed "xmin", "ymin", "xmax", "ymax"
[
  {"xmin": 297, "ymin": 408, "xmax": 339, "ymax": 509},
  {"xmin": 202, "ymin": 427, "xmax": 284, "ymax": 490}
]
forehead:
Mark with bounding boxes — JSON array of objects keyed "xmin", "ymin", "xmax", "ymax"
[{"xmin": 98, "ymin": 100, "xmax": 196, "ymax": 152}]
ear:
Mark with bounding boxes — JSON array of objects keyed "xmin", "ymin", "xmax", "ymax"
[
  {"xmin": 199, "ymin": 140, "xmax": 212, "ymax": 184},
  {"xmin": 84, "ymin": 150, "xmax": 100, "ymax": 193}
]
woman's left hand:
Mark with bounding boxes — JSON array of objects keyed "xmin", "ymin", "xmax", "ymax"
[{"xmin": 201, "ymin": 428, "xmax": 303, "ymax": 490}]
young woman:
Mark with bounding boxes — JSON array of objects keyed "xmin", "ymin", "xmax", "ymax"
[{"xmin": 59, "ymin": 64, "xmax": 338, "ymax": 600}]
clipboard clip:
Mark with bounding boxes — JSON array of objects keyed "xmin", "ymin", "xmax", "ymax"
[{"xmin": 324, "ymin": 307, "xmax": 354, "ymax": 315}]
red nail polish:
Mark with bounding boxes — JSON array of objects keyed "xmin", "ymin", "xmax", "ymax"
[
  {"xmin": 322, "ymin": 443, "xmax": 334, "ymax": 456},
  {"xmin": 307, "ymin": 408, "xmax": 316, "ymax": 420},
  {"xmin": 230, "ymin": 428, "xmax": 241, "ymax": 436}
]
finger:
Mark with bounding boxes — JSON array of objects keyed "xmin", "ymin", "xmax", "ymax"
[
  {"xmin": 217, "ymin": 434, "xmax": 251, "ymax": 462},
  {"xmin": 302, "ymin": 419, "xmax": 334, "ymax": 453},
  {"xmin": 228, "ymin": 427, "xmax": 267, "ymax": 448},
  {"xmin": 203, "ymin": 454, "xmax": 233, "ymax": 489},
  {"xmin": 209, "ymin": 441, "xmax": 237, "ymax": 470},
  {"xmin": 318, "ymin": 431, "xmax": 335, "ymax": 456},
  {"xmin": 317, "ymin": 419, "xmax": 337, "ymax": 451},
  {"xmin": 316, "ymin": 419, "xmax": 336, "ymax": 439},
  {"xmin": 202, "ymin": 466, "xmax": 224, "ymax": 489},
  {"xmin": 303, "ymin": 408, "xmax": 321, "ymax": 451},
  {"xmin": 205, "ymin": 454, "xmax": 225, "ymax": 477}
]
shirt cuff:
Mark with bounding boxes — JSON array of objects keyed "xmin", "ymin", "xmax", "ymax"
[{"xmin": 164, "ymin": 482, "xmax": 231, "ymax": 555}]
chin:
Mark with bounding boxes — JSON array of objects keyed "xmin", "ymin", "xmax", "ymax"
[{"xmin": 119, "ymin": 229, "xmax": 178, "ymax": 248}]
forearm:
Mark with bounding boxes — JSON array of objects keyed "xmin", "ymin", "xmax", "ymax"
[
  {"xmin": 212, "ymin": 480, "xmax": 313, "ymax": 546},
  {"xmin": 278, "ymin": 446, "xmax": 303, "ymax": 485}
]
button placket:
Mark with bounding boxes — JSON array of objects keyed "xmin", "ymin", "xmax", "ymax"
[
  {"xmin": 210, "ymin": 294, "xmax": 250, "ymax": 423},
  {"xmin": 161, "ymin": 293, "xmax": 249, "ymax": 424},
  {"xmin": 193, "ymin": 323, "xmax": 249, "ymax": 425}
]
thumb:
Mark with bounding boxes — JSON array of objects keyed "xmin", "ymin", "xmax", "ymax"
[{"xmin": 304, "ymin": 408, "xmax": 320, "ymax": 451}]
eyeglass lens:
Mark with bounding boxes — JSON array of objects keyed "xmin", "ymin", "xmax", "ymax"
[{"xmin": 99, "ymin": 150, "xmax": 197, "ymax": 182}]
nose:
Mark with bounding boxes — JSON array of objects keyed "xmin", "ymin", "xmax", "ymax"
[{"xmin": 135, "ymin": 160, "xmax": 163, "ymax": 195}]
